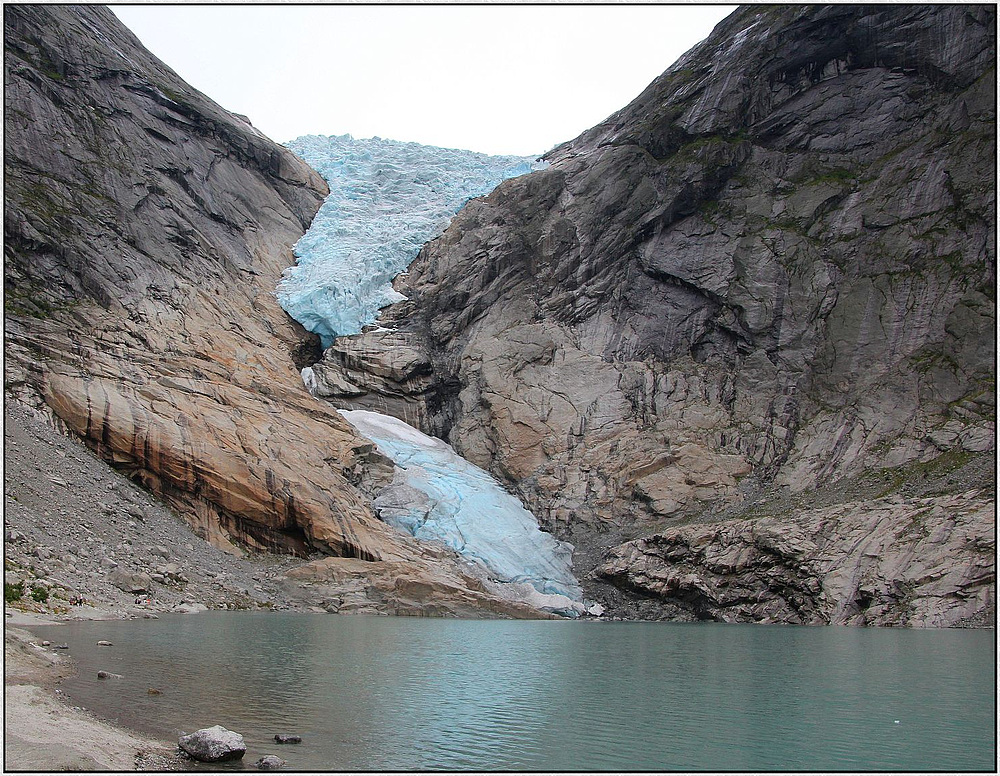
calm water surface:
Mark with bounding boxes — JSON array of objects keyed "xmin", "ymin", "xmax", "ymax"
[{"xmin": 34, "ymin": 613, "xmax": 995, "ymax": 771}]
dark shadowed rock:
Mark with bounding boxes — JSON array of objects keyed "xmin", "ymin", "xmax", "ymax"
[
  {"xmin": 178, "ymin": 725, "xmax": 246, "ymax": 762},
  {"xmin": 3, "ymin": 4, "xmax": 396, "ymax": 561},
  {"xmin": 273, "ymin": 734, "xmax": 302, "ymax": 744}
]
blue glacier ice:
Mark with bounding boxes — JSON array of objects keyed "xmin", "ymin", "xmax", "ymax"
[
  {"xmin": 278, "ymin": 134, "xmax": 547, "ymax": 346},
  {"xmin": 339, "ymin": 410, "xmax": 585, "ymax": 616}
]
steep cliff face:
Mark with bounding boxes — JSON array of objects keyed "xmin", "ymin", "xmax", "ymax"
[
  {"xmin": 5, "ymin": 5, "xmax": 529, "ymax": 618},
  {"xmin": 311, "ymin": 5, "xmax": 995, "ymax": 623},
  {"xmin": 4, "ymin": 4, "xmax": 400, "ymax": 560}
]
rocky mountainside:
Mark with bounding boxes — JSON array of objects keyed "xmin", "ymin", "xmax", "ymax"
[
  {"xmin": 4, "ymin": 4, "xmax": 555, "ymax": 618},
  {"xmin": 310, "ymin": 5, "xmax": 996, "ymax": 625}
]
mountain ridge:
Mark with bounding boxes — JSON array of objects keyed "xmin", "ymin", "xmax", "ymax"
[{"xmin": 309, "ymin": 4, "xmax": 996, "ymax": 625}]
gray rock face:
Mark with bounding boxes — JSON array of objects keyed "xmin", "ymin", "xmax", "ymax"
[
  {"xmin": 598, "ymin": 491, "xmax": 994, "ymax": 627},
  {"xmin": 178, "ymin": 725, "xmax": 246, "ymax": 763},
  {"xmin": 312, "ymin": 5, "xmax": 995, "ymax": 623}
]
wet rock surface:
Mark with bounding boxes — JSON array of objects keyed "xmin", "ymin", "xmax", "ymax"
[
  {"xmin": 5, "ymin": 403, "xmax": 553, "ymax": 619},
  {"xmin": 3, "ymin": 4, "xmax": 405, "ymax": 564},
  {"xmin": 256, "ymin": 754, "xmax": 286, "ymax": 770}
]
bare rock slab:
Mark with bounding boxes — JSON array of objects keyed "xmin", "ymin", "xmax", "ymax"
[{"xmin": 178, "ymin": 725, "xmax": 246, "ymax": 762}]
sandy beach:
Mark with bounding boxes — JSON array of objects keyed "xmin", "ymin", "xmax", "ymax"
[{"xmin": 4, "ymin": 608, "xmax": 182, "ymax": 771}]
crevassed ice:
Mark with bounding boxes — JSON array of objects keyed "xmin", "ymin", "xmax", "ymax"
[
  {"xmin": 278, "ymin": 134, "xmax": 547, "ymax": 347},
  {"xmin": 339, "ymin": 410, "xmax": 584, "ymax": 616}
]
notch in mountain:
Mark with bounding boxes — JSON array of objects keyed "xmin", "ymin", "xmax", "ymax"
[
  {"xmin": 5, "ymin": 4, "xmax": 568, "ymax": 618},
  {"xmin": 310, "ymin": 5, "xmax": 996, "ymax": 625}
]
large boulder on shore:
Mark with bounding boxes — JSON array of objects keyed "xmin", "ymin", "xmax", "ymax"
[
  {"xmin": 108, "ymin": 570, "xmax": 152, "ymax": 594},
  {"xmin": 178, "ymin": 725, "xmax": 246, "ymax": 762}
]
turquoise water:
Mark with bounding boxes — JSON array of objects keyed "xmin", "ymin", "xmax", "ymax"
[{"xmin": 36, "ymin": 614, "xmax": 995, "ymax": 771}]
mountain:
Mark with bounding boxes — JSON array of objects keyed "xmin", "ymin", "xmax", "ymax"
[
  {"xmin": 308, "ymin": 5, "xmax": 996, "ymax": 626},
  {"xmin": 4, "ymin": 4, "xmax": 556, "ymax": 618}
]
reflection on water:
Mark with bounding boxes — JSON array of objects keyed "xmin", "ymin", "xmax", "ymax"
[{"xmin": 33, "ymin": 614, "xmax": 996, "ymax": 771}]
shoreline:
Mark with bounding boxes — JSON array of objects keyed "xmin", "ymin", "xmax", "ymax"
[{"xmin": 4, "ymin": 607, "xmax": 182, "ymax": 771}]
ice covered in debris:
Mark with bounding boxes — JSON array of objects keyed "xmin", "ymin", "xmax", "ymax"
[
  {"xmin": 277, "ymin": 134, "xmax": 546, "ymax": 347},
  {"xmin": 339, "ymin": 409, "xmax": 584, "ymax": 617}
]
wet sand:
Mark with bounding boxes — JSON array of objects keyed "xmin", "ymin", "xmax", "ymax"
[{"xmin": 5, "ymin": 609, "xmax": 179, "ymax": 771}]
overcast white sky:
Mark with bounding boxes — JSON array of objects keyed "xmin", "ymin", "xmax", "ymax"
[{"xmin": 112, "ymin": 4, "xmax": 736, "ymax": 157}]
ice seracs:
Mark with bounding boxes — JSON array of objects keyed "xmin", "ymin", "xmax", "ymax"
[
  {"xmin": 277, "ymin": 134, "xmax": 546, "ymax": 346},
  {"xmin": 339, "ymin": 410, "xmax": 585, "ymax": 617}
]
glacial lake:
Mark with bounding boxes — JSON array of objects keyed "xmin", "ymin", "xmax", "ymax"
[{"xmin": 33, "ymin": 613, "xmax": 995, "ymax": 771}]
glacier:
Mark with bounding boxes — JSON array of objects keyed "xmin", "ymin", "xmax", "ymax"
[
  {"xmin": 277, "ymin": 134, "xmax": 546, "ymax": 346},
  {"xmin": 282, "ymin": 134, "xmax": 583, "ymax": 616},
  {"xmin": 339, "ymin": 410, "xmax": 585, "ymax": 617}
]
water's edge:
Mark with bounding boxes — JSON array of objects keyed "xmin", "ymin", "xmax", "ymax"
[{"xmin": 24, "ymin": 612, "xmax": 997, "ymax": 772}]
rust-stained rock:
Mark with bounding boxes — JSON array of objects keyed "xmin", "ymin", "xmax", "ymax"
[
  {"xmin": 284, "ymin": 556, "xmax": 559, "ymax": 619},
  {"xmin": 3, "ymin": 7, "xmax": 412, "ymax": 570}
]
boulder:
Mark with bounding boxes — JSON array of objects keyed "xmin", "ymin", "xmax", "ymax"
[
  {"xmin": 173, "ymin": 602, "xmax": 209, "ymax": 614},
  {"xmin": 273, "ymin": 734, "xmax": 302, "ymax": 744},
  {"xmin": 108, "ymin": 570, "xmax": 152, "ymax": 594},
  {"xmin": 256, "ymin": 755, "xmax": 286, "ymax": 770},
  {"xmin": 178, "ymin": 725, "xmax": 246, "ymax": 763}
]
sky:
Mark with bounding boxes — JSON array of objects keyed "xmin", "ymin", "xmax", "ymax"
[{"xmin": 112, "ymin": 4, "xmax": 737, "ymax": 158}]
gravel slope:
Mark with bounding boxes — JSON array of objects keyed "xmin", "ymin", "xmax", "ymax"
[{"xmin": 4, "ymin": 401, "xmax": 315, "ymax": 618}]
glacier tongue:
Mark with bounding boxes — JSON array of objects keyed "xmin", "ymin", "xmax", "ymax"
[
  {"xmin": 339, "ymin": 410, "xmax": 585, "ymax": 616},
  {"xmin": 281, "ymin": 134, "xmax": 582, "ymax": 616},
  {"xmin": 278, "ymin": 134, "xmax": 546, "ymax": 346}
]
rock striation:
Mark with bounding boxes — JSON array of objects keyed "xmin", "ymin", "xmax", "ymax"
[
  {"xmin": 309, "ymin": 5, "xmax": 995, "ymax": 623},
  {"xmin": 598, "ymin": 491, "xmax": 994, "ymax": 626},
  {"xmin": 3, "ymin": 5, "xmax": 558, "ymax": 617},
  {"xmin": 4, "ymin": 4, "xmax": 387, "ymax": 558}
]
